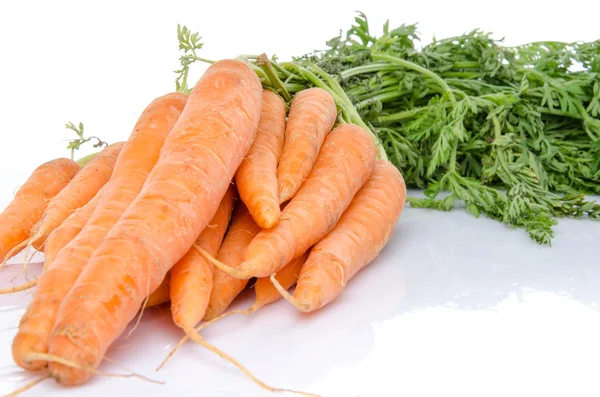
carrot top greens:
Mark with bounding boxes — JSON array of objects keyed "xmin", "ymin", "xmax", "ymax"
[{"xmin": 176, "ymin": 12, "xmax": 600, "ymax": 245}]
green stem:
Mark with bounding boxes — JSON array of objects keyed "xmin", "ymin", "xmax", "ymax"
[
  {"xmin": 371, "ymin": 53, "xmax": 457, "ymax": 106},
  {"xmin": 452, "ymin": 61, "xmax": 480, "ymax": 69},
  {"xmin": 256, "ymin": 54, "xmax": 292, "ymax": 102},
  {"xmin": 340, "ymin": 63, "xmax": 401, "ymax": 79},
  {"xmin": 441, "ymin": 72, "xmax": 482, "ymax": 79},
  {"xmin": 355, "ymin": 90, "xmax": 409, "ymax": 110},
  {"xmin": 76, "ymin": 152, "xmax": 99, "ymax": 167},
  {"xmin": 374, "ymin": 102, "xmax": 454, "ymax": 124}
]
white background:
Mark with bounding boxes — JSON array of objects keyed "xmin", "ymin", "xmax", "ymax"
[{"xmin": 1, "ymin": 1, "xmax": 600, "ymax": 396}]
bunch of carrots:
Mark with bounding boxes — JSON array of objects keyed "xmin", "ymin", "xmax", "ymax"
[{"xmin": 0, "ymin": 58, "xmax": 406, "ymax": 396}]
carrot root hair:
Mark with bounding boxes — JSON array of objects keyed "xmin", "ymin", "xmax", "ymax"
[
  {"xmin": 0, "ymin": 239, "xmax": 31, "ymax": 270},
  {"xmin": 156, "ymin": 308, "xmax": 252, "ymax": 372},
  {"xmin": 0, "ymin": 278, "xmax": 38, "ymax": 295},
  {"xmin": 22, "ymin": 353, "xmax": 163, "ymax": 385},
  {"xmin": 184, "ymin": 327, "xmax": 322, "ymax": 397},
  {"xmin": 195, "ymin": 244, "xmax": 247, "ymax": 278},
  {"xmin": 269, "ymin": 273, "xmax": 311, "ymax": 312},
  {"xmin": 2, "ymin": 374, "xmax": 50, "ymax": 397}
]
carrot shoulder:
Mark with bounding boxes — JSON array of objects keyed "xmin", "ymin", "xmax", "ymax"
[
  {"xmin": 235, "ymin": 90, "xmax": 286, "ymax": 229},
  {"xmin": 46, "ymin": 59, "xmax": 262, "ymax": 385},
  {"xmin": 203, "ymin": 202, "xmax": 262, "ymax": 321},
  {"xmin": 169, "ymin": 184, "xmax": 236, "ymax": 327},
  {"xmin": 209, "ymin": 123, "xmax": 377, "ymax": 280},
  {"xmin": 276, "ymin": 87, "xmax": 337, "ymax": 203},
  {"xmin": 12, "ymin": 92, "xmax": 188, "ymax": 372},
  {"xmin": 0, "ymin": 158, "xmax": 80, "ymax": 264},
  {"xmin": 29, "ymin": 141, "xmax": 124, "ymax": 250},
  {"xmin": 279, "ymin": 160, "xmax": 407, "ymax": 312}
]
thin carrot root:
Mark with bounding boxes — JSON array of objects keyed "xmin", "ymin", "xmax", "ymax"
[
  {"xmin": 2, "ymin": 374, "xmax": 50, "ymax": 397},
  {"xmin": 269, "ymin": 273, "xmax": 311, "ymax": 312},
  {"xmin": 22, "ymin": 353, "xmax": 163, "ymax": 385},
  {"xmin": 0, "ymin": 239, "xmax": 30, "ymax": 270},
  {"xmin": 196, "ymin": 245, "xmax": 248, "ymax": 279},
  {"xmin": 184, "ymin": 327, "xmax": 322, "ymax": 397},
  {"xmin": 0, "ymin": 278, "xmax": 38, "ymax": 295},
  {"xmin": 156, "ymin": 308, "xmax": 253, "ymax": 372}
]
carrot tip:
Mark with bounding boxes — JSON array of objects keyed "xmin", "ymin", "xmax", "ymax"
[
  {"xmin": 1, "ymin": 374, "xmax": 50, "ymax": 397},
  {"xmin": 0, "ymin": 278, "xmax": 38, "ymax": 294},
  {"xmin": 269, "ymin": 273, "xmax": 311, "ymax": 312}
]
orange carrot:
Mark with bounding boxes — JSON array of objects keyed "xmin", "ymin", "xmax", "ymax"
[
  {"xmin": 43, "ymin": 60, "xmax": 261, "ymax": 385},
  {"xmin": 273, "ymin": 160, "xmax": 407, "ymax": 312},
  {"xmin": 203, "ymin": 202, "xmax": 262, "ymax": 321},
  {"xmin": 276, "ymin": 87, "xmax": 337, "ymax": 203},
  {"xmin": 169, "ymin": 184, "xmax": 236, "ymax": 327},
  {"xmin": 12, "ymin": 92, "xmax": 188, "ymax": 371},
  {"xmin": 205, "ymin": 123, "xmax": 377, "ymax": 280},
  {"xmin": 43, "ymin": 185, "xmax": 106, "ymax": 270},
  {"xmin": 157, "ymin": 252, "xmax": 308, "ymax": 371},
  {"xmin": 235, "ymin": 90, "xmax": 286, "ymax": 228},
  {"xmin": 0, "ymin": 158, "xmax": 80, "ymax": 266},
  {"xmin": 25, "ymin": 142, "xmax": 124, "ymax": 252}
]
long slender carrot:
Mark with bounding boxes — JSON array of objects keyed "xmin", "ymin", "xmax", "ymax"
[
  {"xmin": 0, "ymin": 158, "xmax": 80, "ymax": 266},
  {"xmin": 43, "ymin": 185, "xmax": 106, "ymax": 270},
  {"xmin": 203, "ymin": 202, "xmax": 262, "ymax": 321},
  {"xmin": 276, "ymin": 87, "xmax": 337, "ymax": 203},
  {"xmin": 273, "ymin": 160, "xmax": 407, "ymax": 312},
  {"xmin": 169, "ymin": 184, "xmax": 236, "ymax": 325},
  {"xmin": 204, "ymin": 123, "xmax": 377, "ymax": 280},
  {"xmin": 12, "ymin": 92, "xmax": 188, "ymax": 371},
  {"xmin": 43, "ymin": 59, "xmax": 262, "ymax": 386},
  {"xmin": 25, "ymin": 141, "xmax": 124, "ymax": 253},
  {"xmin": 235, "ymin": 90, "xmax": 286, "ymax": 228},
  {"xmin": 157, "ymin": 252, "xmax": 308, "ymax": 372}
]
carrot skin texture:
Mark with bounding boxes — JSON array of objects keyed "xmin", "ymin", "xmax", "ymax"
[
  {"xmin": 203, "ymin": 203, "xmax": 262, "ymax": 321},
  {"xmin": 0, "ymin": 158, "xmax": 80, "ymax": 262},
  {"xmin": 252, "ymin": 251, "xmax": 308, "ymax": 310},
  {"xmin": 170, "ymin": 185, "xmax": 236, "ymax": 327},
  {"xmin": 235, "ymin": 90, "xmax": 286, "ymax": 229},
  {"xmin": 47, "ymin": 60, "xmax": 262, "ymax": 385},
  {"xmin": 145, "ymin": 271, "xmax": 172, "ymax": 308},
  {"xmin": 234, "ymin": 123, "xmax": 377, "ymax": 279},
  {"xmin": 43, "ymin": 184, "xmax": 106, "ymax": 270},
  {"xmin": 30, "ymin": 142, "xmax": 124, "ymax": 250},
  {"xmin": 294, "ymin": 160, "xmax": 407, "ymax": 311},
  {"xmin": 276, "ymin": 87, "xmax": 337, "ymax": 203},
  {"xmin": 12, "ymin": 92, "xmax": 188, "ymax": 371}
]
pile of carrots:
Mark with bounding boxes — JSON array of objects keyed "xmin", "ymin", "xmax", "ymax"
[{"xmin": 0, "ymin": 59, "xmax": 406, "ymax": 396}]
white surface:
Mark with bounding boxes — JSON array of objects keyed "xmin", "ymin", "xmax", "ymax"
[
  {"xmin": 1, "ymin": 1, "xmax": 600, "ymax": 396},
  {"xmin": 1, "ymin": 199, "xmax": 600, "ymax": 397}
]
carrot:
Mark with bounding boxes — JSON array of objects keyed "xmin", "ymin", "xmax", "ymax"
[
  {"xmin": 203, "ymin": 202, "xmax": 262, "ymax": 321},
  {"xmin": 157, "ymin": 252, "xmax": 308, "ymax": 372},
  {"xmin": 26, "ymin": 141, "xmax": 124, "ymax": 252},
  {"xmin": 12, "ymin": 92, "xmax": 188, "ymax": 371},
  {"xmin": 273, "ymin": 160, "xmax": 407, "ymax": 312},
  {"xmin": 235, "ymin": 90, "xmax": 286, "ymax": 228},
  {"xmin": 204, "ymin": 123, "xmax": 377, "ymax": 280},
  {"xmin": 43, "ymin": 185, "xmax": 106, "ymax": 270},
  {"xmin": 276, "ymin": 87, "xmax": 337, "ymax": 203},
  {"xmin": 170, "ymin": 184, "xmax": 236, "ymax": 327},
  {"xmin": 42, "ymin": 59, "xmax": 262, "ymax": 386},
  {"xmin": 0, "ymin": 158, "xmax": 80, "ymax": 267}
]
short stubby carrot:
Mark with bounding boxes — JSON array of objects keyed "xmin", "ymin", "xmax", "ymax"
[
  {"xmin": 45, "ymin": 60, "xmax": 262, "ymax": 385},
  {"xmin": 276, "ymin": 87, "xmax": 337, "ymax": 203},
  {"xmin": 275, "ymin": 160, "xmax": 407, "ymax": 312},
  {"xmin": 12, "ymin": 92, "xmax": 188, "ymax": 372},
  {"xmin": 203, "ymin": 202, "xmax": 262, "ymax": 321},
  {"xmin": 43, "ymin": 185, "xmax": 106, "ymax": 270},
  {"xmin": 235, "ymin": 90, "xmax": 286, "ymax": 228},
  {"xmin": 170, "ymin": 184, "xmax": 236, "ymax": 328},
  {"xmin": 207, "ymin": 123, "xmax": 376, "ymax": 280},
  {"xmin": 0, "ymin": 158, "xmax": 80, "ymax": 265},
  {"xmin": 27, "ymin": 142, "xmax": 124, "ymax": 252}
]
